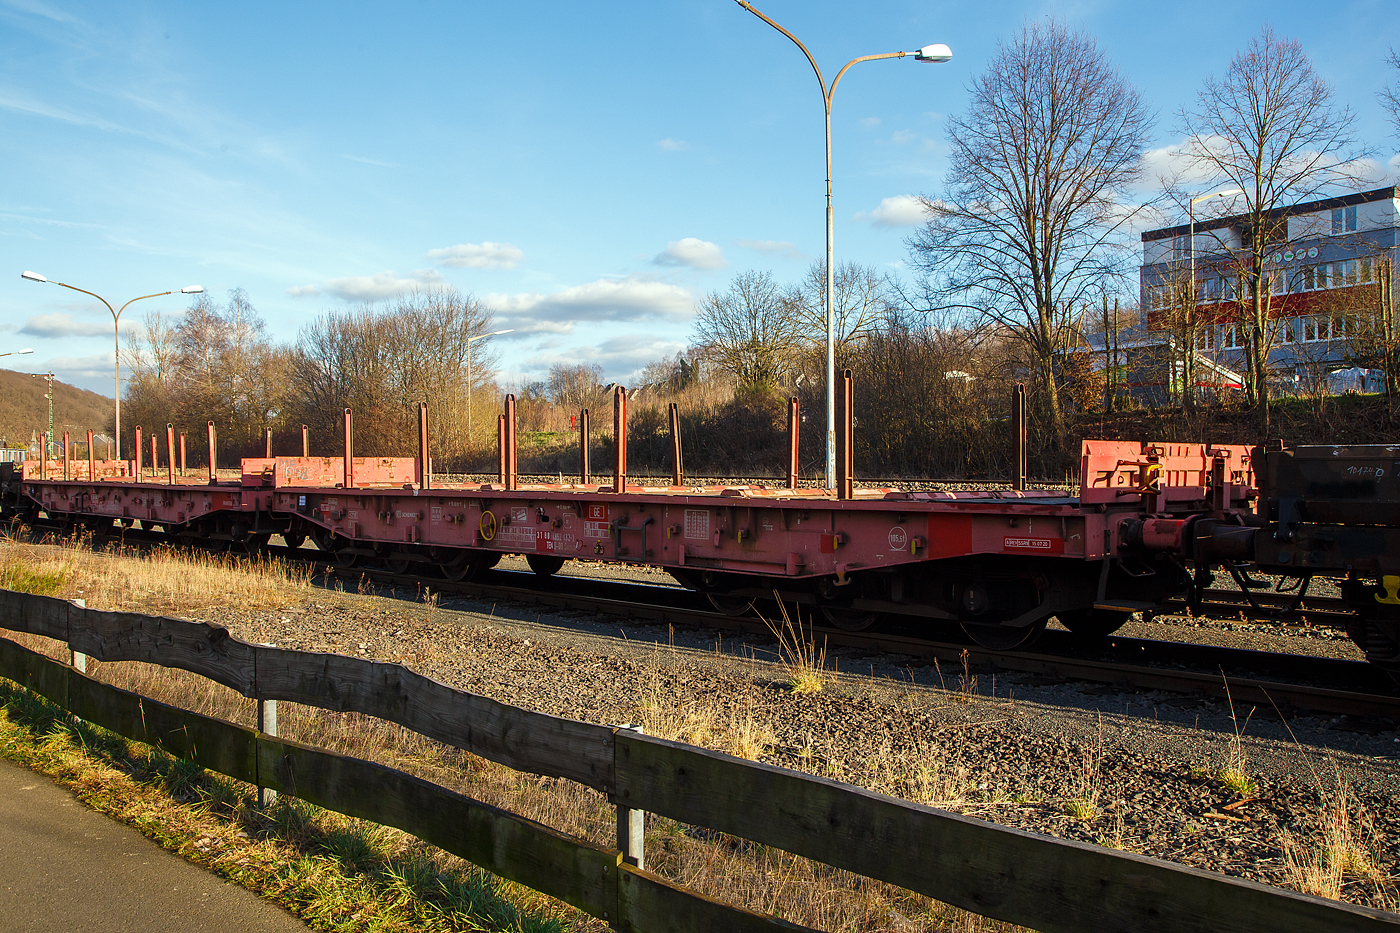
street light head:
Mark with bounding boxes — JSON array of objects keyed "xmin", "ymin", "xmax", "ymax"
[
  {"xmin": 914, "ymin": 43, "xmax": 952, "ymax": 63},
  {"xmin": 18, "ymin": 348, "xmax": 33, "ymax": 355},
  {"xmin": 180, "ymin": 285, "xmax": 204, "ymax": 294},
  {"xmin": 20, "ymin": 271, "xmax": 47, "ymax": 283}
]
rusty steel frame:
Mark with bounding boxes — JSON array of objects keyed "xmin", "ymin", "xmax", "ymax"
[
  {"xmin": 669, "ymin": 402, "xmax": 683, "ymax": 487},
  {"xmin": 207, "ymin": 421, "xmax": 218, "ymax": 485},
  {"xmin": 1013, "ymin": 383, "xmax": 1027, "ymax": 490},
  {"xmin": 786, "ymin": 396, "xmax": 800, "ymax": 490},
  {"xmin": 613, "ymin": 386, "xmax": 628, "ymax": 494},
  {"xmin": 579, "ymin": 408, "xmax": 591, "ymax": 485}
]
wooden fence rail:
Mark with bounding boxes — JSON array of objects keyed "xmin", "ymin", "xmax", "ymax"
[{"xmin": 0, "ymin": 588, "xmax": 1396, "ymax": 933}]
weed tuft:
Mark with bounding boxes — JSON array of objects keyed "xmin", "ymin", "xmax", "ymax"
[{"xmin": 763, "ymin": 597, "xmax": 828, "ymax": 694}]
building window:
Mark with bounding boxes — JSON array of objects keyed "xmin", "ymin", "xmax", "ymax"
[
  {"xmin": 1219, "ymin": 323, "xmax": 1244, "ymax": 349},
  {"xmin": 1290, "ymin": 313, "xmax": 1354, "ymax": 343},
  {"xmin": 1331, "ymin": 205, "xmax": 1358, "ymax": 234}
]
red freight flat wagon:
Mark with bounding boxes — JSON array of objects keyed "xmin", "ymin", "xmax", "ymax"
[{"xmin": 14, "ymin": 399, "xmax": 1258, "ymax": 651}]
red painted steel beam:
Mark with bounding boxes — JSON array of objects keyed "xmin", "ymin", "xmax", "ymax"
[
  {"xmin": 613, "ymin": 386, "xmax": 627, "ymax": 493},
  {"xmin": 207, "ymin": 421, "xmax": 217, "ymax": 485},
  {"xmin": 418, "ymin": 402, "xmax": 430, "ymax": 490},
  {"xmin": 341, "ymin": 409, "xmax": 353, "ymax": 489},
  {"xmin": 786, "ymin": 396, "xmax": 800, "ymax": 490},
  {"xmin": 580, "ymin": 408, "xmax": 591, "ymax": 485}
]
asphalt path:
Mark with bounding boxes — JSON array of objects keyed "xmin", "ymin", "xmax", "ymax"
[{"xmin": 0, "ymin": 756, "xmax": 308, "ymax": 932}]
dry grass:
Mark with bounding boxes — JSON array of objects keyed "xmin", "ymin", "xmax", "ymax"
[
  {"xmin": 0, "ymin": 535, "xmax": 316, "ymax": 616},
  {"xmin": 1217, "ymin": 674, "xmax": 1258, "ymax": 797},
  {"xmin": 1065, "ymin": 718, "xmax": 1104, "ymax": 821},
  {"xmin": 0, "ymin": 538, "xmax": 1040, "ymax": 930},
  {"xmin": 764, "ymin": 597, "xmax": 829, "ymax": 694},
  {"xmin": 2, "ymin": 639, "xmax": 1028, "ymax": 932},
  {"xmin": 0, "ymin": 670, "xmax": 573, "ymax": 932},
  {"xmin": 1281, "ymin": 771, "xmax": 1396, "ymax": 905}
]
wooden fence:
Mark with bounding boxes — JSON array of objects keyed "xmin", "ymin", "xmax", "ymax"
[{"xmin": 0, "ymin": 588, "xmax": 1395, "ymax": 933}]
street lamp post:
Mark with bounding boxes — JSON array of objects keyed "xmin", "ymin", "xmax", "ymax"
[
  {"xmin": 1185, "ymin": 188, "xmax": 1243, "ymax": 407},
  {"xmin": 734, "ymin": 1, "xmax": 950, "ymax": 489},
  {"xmin": 465, "ymin": 329, "xmax": 514, "ymax": 444},
  {"xmin": 0, "ymin": 349, "xmax": 34, "ymax": 359},
  {"xmin": 21, "ymin": 272, "xmax": 202, "ymax": 458}
]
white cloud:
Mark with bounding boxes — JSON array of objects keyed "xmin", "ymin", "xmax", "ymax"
[
  {"xmin": 47, "ymin": 353, "xmax": 115, "ymax": 382},
  {"xmin": 860, "ymin": 117, "xmax": 881, "ymax": 128},
  {"xmin": 517, "ymin": 334, "xmax": 688, "ymax": 383},
  {"xmin": 340, "ymin": 154, "xmax": 401, "ymax": 168},
  {"xmin": 656, "ymin": 138, "xmax": 689, "ymax": 151},
  {"xmin": 653, "ymin": 237, "xmax": 726, "ymax": 270},
  {"xmin": 852, "ymin": 195, "xmax": 928, "ymax": 227},
  {"xmin": 425, "ymin": 241, "xmax": 524, "ymax": 269},
  {"xmin": 890, "ymin": 129, "xmax": 917, "ymax": 145},
  {"xmin": 485, "ymin": 277, "xmax": 696, "ymax": 335},
  {"xmin": 20, "ymin": 313, "xmax": 137, "ymax": 339},
  {"xmin": 3, "ymin": 0, "xmax": 79, "ymax": 22},
  {"xmin": 738, "ymin": 238, "xmax": 804, "ymax": 260},
  {"xmin": 287, "ymin": 269, "xmax": 447, "ymax": 301}
]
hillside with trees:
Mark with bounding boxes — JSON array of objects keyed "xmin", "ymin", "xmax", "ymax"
[{"xmin": 0, "ymin": 369, "xmax": 112, "ymax": 453}]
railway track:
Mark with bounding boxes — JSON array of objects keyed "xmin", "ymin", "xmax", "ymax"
[
  {"xmin": 16, "ymin": 522, "xmax": 1399, "ymax": 723},
  {"xmin": 346, "ymin": 563, "xmax": 1400, "ymax": 722}
]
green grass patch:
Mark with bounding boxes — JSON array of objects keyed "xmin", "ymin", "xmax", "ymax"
[
  {"xmin": 0, "ymin": 676, "xmax": 571, "ymax": 933},
  {"xmin": 0, "ymin": 551, "xmax": 73, "ymax": 596}
]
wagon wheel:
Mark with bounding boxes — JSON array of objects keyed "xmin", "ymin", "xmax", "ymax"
[
  {"xmin": 707, "ymin": 593, "xmax": 755, "ymax": 617},
  {"xmin": 281, "ymin": 532, "xmax": 306, "ymax": 550},
  {"xmin": 960, "ymin": 617, "xmax": 1048, "ymax": 651},
  {"xmin": 238, "ymin": 533, "xmax": 270, "ymax": 554},
  {"xmin": 525, "ymin": 554, "xmax": 565, "ymax": 578},
  {"xmin": 820, "ymin": 606, "xmax": 881, "ymax": 632},
  {"xmin": 1056, "ymin": 608, "xmax": 1132, "ymax": 639},
  {"xmin": 441, "ymin": 552, "xmax": 479, "ymax": 582},
  {"xmin": 387, "ymin": 555, "xmax": 412, "ymax": 575},
  {"xmin": 331, "ymin": 544, "xmax": 360, "ymax": 568}
]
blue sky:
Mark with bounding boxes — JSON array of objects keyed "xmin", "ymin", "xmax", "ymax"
[{"xmin": 3, "ymin": 0, "xmax": 1398, "ymax": 397}]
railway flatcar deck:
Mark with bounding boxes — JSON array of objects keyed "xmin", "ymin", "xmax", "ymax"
[{"xmin": 6, "ymin": 389, "xmax": 1399, "ymax": 670}]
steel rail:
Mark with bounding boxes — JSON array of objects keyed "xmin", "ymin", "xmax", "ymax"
[
  {"xmin": 22, "ymin": 523, "xmax": 1399, "ymax": 721},
  {"xmin": 324, "ymin": 562, "xmax": 1399, "ymax": 721}
]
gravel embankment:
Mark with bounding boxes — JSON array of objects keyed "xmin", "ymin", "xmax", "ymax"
[{"xmin": 194, "ymin": 556, "xmax": 1400, "ymax": 908}]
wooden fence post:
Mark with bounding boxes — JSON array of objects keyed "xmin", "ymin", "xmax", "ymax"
[
  {"xmin": 257, "ymin": 645, "xmax": 278, "ymax": 807},
  {"xmin": 615, "ymin": 724, "xmax": 645, "ymax": 871},
  {"xmin": 70, "ymin": 598, "xmax": 87, "ymax": 674}
]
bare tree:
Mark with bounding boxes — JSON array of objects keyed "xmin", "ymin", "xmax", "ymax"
[
  {"xmin": 907, "ymin": 19, "xmax": 1152, "ymax": 441},
  {"xmin": 790, "ymin": 261, "xmax": 888, "ymax": 359},
  {"xmin": 691, "ymin": 270, "xmax": 802, "ymax": 390},
  {"xmin": 547, "ymin": 363, "xmax": 605, "ymax": 409},
  {"xmin": 1175, "ymin": 25, "xmax": 1364, "ymax": 431},
  {"xmin": 286, "ymin": 287, "xmax": 497, "ymax": 460},
  {"xmin": 1381, "ymin": 47, "xmax": 1400, "ymax": 133}
]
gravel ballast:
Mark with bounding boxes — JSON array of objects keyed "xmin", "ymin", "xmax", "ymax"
[{"xmin": 185, "ymin": 555, "xmax": 1400, "ymax": 910}]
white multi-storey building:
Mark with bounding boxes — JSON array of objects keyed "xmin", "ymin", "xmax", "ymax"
[{"xmin": 1137, "ymin": 186, "xmax": 1398, "ymax": 399}]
